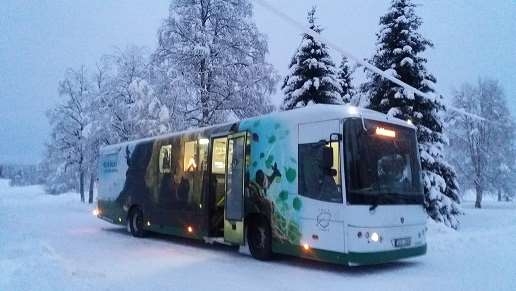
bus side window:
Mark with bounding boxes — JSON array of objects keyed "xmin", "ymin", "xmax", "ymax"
[
  {"xmin": 184, "ymin": 141, "xmax": 198, "ymax": 172},
  {"xmin": 159, "ymin": 145, "xmax": 172, "ymax": 174},
  {"xmin": 182, "ymin": 140, "xmax": 208, "ymax": 210},
  {"xmin": 298, "ymin": 142, "xmax": 342, "ymax": 203}
]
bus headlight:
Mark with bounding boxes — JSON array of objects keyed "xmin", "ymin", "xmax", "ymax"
[
  {"xmin": 370, "ymin": 232, "xmax": 380, "ymax": 242},
  {"xmin": 92, "ymin": 208, "xmax": 100, "ymax": 216}
]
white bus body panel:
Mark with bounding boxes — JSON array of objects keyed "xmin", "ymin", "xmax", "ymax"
[
  {"xmin": 344, "ymin": 205, "xmax": 427, "ymax": 253},
  {"xmin": 97, "ymin": 146, "xmax": 129, "ymax": 202},
  {"xmin": 297, "ymin": 119, "xmax": 346, "ymax": 253}
]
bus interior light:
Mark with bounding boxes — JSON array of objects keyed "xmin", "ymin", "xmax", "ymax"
[
  {"xmin": 302, "ymin": 243, "xmax": 310, "ymax": 251},
  {"xmin": 147, "ymin": 221, "xmax": 151, "ymax": 227},
  {"xmin": 375, "ymin": 127, "xmax": 396, "ymax": 138},
  {"xmin": 348, "ymin": 106, "xmax": 359, "ymax": 115},
  {"xmin": 199, "ymin": 138, "xmax": 209, "ymax": 145},
  {"xmin": 187, "ymin": 226, "xmax": 193, "ymax": 233}
]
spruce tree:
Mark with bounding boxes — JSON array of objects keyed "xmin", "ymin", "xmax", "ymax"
[
  {"xmin": 336, "ymin": 56, "xmax": 354, "ymax": 103},
  {"xmin": 363, "ymin": 0, "xmax": 461, "ymax": 228},
  {"xmin": 281, "ymin": 7, "xmax": 342, "ymax": 110}
]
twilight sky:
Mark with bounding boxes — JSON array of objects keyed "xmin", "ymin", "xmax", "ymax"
[{"xmin": 1, "ymin": 0, "xmax": 515, "ymax": 164}]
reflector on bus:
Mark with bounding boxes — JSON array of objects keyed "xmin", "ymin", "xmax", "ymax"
[{"xmin": 375, "ymin": 127, "xmax": 396, "ymax": 138}]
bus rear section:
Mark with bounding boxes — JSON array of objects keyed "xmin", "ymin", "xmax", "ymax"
[{"xmin": 96, "ymin": 145, "xmax": 130, "ymax": 225}]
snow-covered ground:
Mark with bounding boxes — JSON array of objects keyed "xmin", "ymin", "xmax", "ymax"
[{"xmin": 1, "ymin": 179, "xmax": 515, "ymax": 291}]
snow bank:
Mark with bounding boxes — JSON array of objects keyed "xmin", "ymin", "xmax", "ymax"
[{"xmin": 1, "ymin": 180, "xmax": 515, "ymax": 291}]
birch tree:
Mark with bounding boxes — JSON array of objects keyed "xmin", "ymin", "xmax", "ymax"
[
  {"xmin": 44, "ymin": 66, "xmax": 91, "ymax": 201},
  {"xmin": 448, "ymin": 79, "xmax": 516, "ymax": 207}
]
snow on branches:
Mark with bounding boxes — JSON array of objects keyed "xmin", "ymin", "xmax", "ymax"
[
  {"xmin": 281, "ymin": 7, "xmax": 342, "ymax": 110},
  {"xmin": 153, "ymin": 0, "xmax": 278, "ymax": 127},
  {"xmin": 363, "ymin": 0, "xmax": 461, "ymax": 228},
  {"xmin": 447, "ymin": 79, "xmax": 516, "ymax": 207},
  {"xmin": 43, "ymin": 1, "xmax": 279, "ymax": 197}
]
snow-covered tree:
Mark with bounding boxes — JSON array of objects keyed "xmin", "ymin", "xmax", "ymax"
[
  {"xmin": 43, "ymin": 66, "xmax": 92, "ymax": 200},
  {"xmin": 41, "ymin": 137, "xmax": 78, "ymax": 194},
  {"xmin": 153, "ymin": 0, "xmax": 277, "ymax": 127},
  {"xmin": 82, "ymin": 61, "xmax": 114, "ymax": 203},
  {"xmin": 363, "ymin": 0, "xmax": 461, "ymax": 228},
  {"xmin": 43, "ymin": 47, "xmax": 178, "ymax": 197},
  {"xmin": 336, "ymin": 56, "xmax": 354, "ymax": 103},
  {"xmin": 96, "ymin": 46, "xmax": 172, "ymax": 142},
  {"xmin": 98, "ymin": 47, "xmax": 150, "ymax": 142},
  {"xmin": 447, "ymin": 79, "xmax": 516, "ymax": 207},
  {"xmin": 148, "ymin": 62, "xmax": 190, "ymax": 133},
  {"xmin": 1, "ymin": 164, "xmax": 42, "ymax": 186},
  {"xmin": 281, "ymin": 7, "xmax": 342, "ymax": 110}
]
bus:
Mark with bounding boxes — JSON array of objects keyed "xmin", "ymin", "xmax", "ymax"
[{"xmin": 95, "ymin": 104, "xmax": 427, "ymax": 266}]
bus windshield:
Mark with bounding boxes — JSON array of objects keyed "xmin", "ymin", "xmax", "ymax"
[{"xmin": 344, "ymin": 118, "xmax": 424, "ymax": 205}]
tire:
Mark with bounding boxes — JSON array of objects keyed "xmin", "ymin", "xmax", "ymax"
[
  {"xmin": 247, "ymin": 216, "xmax": 272, "ymax": 261},
  {"xmin": 128, "ymin": 207, "xmax": 146, "ymax": 238}
]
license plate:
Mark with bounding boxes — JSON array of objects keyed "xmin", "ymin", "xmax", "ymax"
[{"xmin": 394, "ymin": 237, "xmax": 411, "ymax": 248}]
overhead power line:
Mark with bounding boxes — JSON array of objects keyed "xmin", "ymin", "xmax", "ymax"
[{"xmin": 254, "ymin": 0, "xmax": 488, "ymax": 122}]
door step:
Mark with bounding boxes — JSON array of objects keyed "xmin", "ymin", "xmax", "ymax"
[{"xmin": 203, "ymin": 236, "xmax": 233, "ymax": 246}]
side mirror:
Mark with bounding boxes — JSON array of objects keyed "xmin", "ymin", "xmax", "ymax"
[{"xmin": 330, "ymin": 133, "xmax": 342, "ymax": 142}]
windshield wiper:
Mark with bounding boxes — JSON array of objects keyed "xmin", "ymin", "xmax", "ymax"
[
  {"xmin": 369, "ymin": 194, "xmax": 399, "ymax": 211},
  {"xmin": 369, "ymin": 202, "xmax": 379, "ymax": 211},
  {"xmin": 369, "ymin": 195, "xmax": 381, "ymax": 211}
]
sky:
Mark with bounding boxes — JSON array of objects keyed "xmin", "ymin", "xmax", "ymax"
[{"xmin": 1, "ymin": 0, "xmax": 515, "ymax": 164}]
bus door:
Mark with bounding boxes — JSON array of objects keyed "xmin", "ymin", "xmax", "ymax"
[{"xmin": 223, "ymin": 133, "xmax": 247, "ymax": 244}]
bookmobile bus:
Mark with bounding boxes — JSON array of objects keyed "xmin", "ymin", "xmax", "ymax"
[{"xmin": 95, "ymin": 104, "xmax": 427, "ymax": 266}]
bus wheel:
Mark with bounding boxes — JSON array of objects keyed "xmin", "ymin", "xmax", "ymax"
[
  {"xmin": 128, "ymin": 207, "xmax": 146, "ymax": 238},
  {"xmin": 247, "ymin": 216, "xmax": 272, "ymax": 261}
]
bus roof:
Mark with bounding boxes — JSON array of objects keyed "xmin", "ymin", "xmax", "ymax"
[{"xmin": 101, "ymin": 104, "xmax": 416, "ymax": 152}]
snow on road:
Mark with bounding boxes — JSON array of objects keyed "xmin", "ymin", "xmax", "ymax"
[{"xmin": 1, "ymin": 179, "xmax": 515, "ymax": 291}]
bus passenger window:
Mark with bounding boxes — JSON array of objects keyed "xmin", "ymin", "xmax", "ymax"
[
  {"xmin": 199, "ymin": 140, "xmax": 208, "ymax": 171},
  {"xmin": 184, "ymin": 141, "xmax": 198, "ymax": 172},
  {"xmin": 211, "ymin": 139, "xmax": 227, "ymax": 174},
  {"xmin": 159, "ymin": 145, "xmax": 172, "ymax": 174},
  {"xmin": 211, "ymin": 138, "xmax": 228, "ymax": 218},
  {"xmin": 298, "ymin": 142, "xmax": 342, "ymax": 203}
]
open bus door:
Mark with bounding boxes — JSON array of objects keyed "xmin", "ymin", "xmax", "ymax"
[{"xmin": 223, "ymin": 133, "xmax": 246, "ymax": 245}]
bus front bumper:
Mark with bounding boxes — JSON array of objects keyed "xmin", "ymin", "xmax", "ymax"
[
  {"xmin": 273, "ymin": 242, "xmax": 426, "ymax": 266},
  {"xmin": 347, "ymin": 244, "xmax": 427, "ymax": 266}
]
